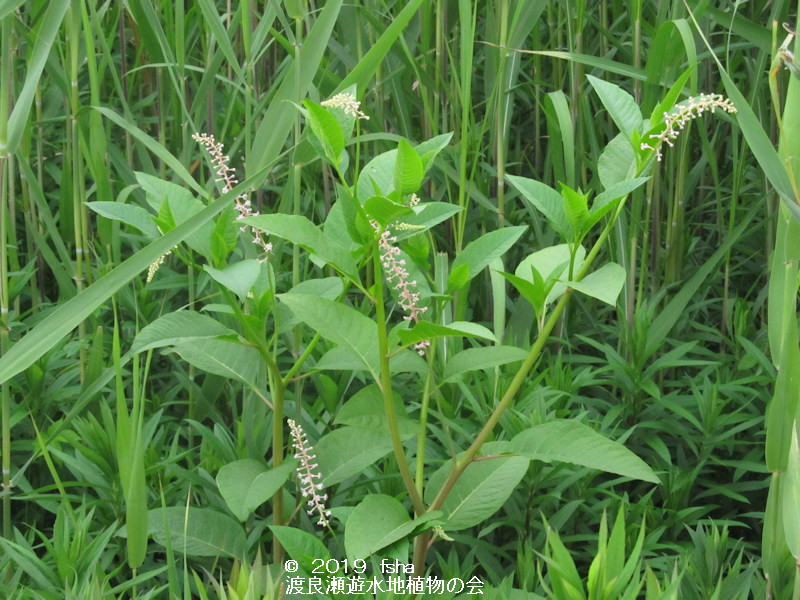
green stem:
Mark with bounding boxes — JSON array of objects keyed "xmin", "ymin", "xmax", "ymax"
[{"xmin": 373, "ymin": 237, "xmax": 425, "ymax": 516}]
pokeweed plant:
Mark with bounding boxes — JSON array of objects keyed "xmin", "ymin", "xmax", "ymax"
[{"xmin": 89, "ymin": 76, "xmax": 736, "ymax": 589}]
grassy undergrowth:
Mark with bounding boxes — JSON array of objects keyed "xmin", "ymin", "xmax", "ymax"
[{"xmin": 0, "ymin": 1, "xmax": 798, "ymax": 598}]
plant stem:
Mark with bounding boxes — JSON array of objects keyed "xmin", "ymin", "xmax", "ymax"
[{"xmin": 373, "ymin": 237, "xmax": 425, "ymax": 516}]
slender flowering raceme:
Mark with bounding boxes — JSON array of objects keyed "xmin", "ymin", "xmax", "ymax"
[
  {"xmin": 192, "ymin": 133, "xmax": 273, "ymax": 260},
  {"xmin": 146, "ymin": 251, "xmax": 170, "ymax": 283},
  {"xmin": 372, "ymin": 220, "xmax": 430, "ymax": 355},
  {"xmin": 287, "ymin": 419, "xmax": 331, "ymax": 527},
  {"xmin": 321, "ymin": 92, "xmax": 370, "ymax": 120},
  {"xmin": 641, "ymin": 93, "xmax": 737, "ymax": 161}
]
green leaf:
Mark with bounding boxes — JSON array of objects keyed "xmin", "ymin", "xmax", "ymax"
[
  {"xmin": 598, "ymin": 133, "xmax": 637, "ymax": 189},
  {"xmin": 303, "ymin": 99, "xmax": 346, "ymax": 165},
  {"xmin": 86, "ymin": 201, "xmax": 159, "ymax": 237},
  {"xmin": 425, "ymin": 451, "xmax": 530, "ymax": 531},
  {"xmin": 277, "ymin": 293, "xmax": 379, "ymax": 375},
  {"xmin": 244, "ymin": 214, "xmax": 359, "ymax": 281},
  {"xmin": 247, "ymin": 0, "xmax": 343, "ymax": 180},
  {"xmin": 217, "ymin": 459, "xmax": 296, "ymax": 521},
  {"xmin": 172, "ymin": 339, "xmax": 260, "ymax": 384},
  {"xmin": 0, "ymin": 179, "xmax": 244, "ymax": 387},
  {"xmin": 442, "ymin": 346, "xmax": 529, "ymax": 382},
  {"xmin": 506, "ymin": 175, "xmax": 570, "ymax": 238},
  {"xmin": 131, "ymin": 311, "xmax": 236, "ymax": 354},
  {"xmin": 393, "ymin": 202, "xmax": 462, "ymax": 240},
  {"xmin": 567, "ymin": 262, "xmax": 626, "ymax": 306},
  {"xmin": 590, "ymin": 177, "xmax": 649, "ymax": 220},
  {"xmin": 357, "ymin": 149, "xmax": 397, "ymax": 202},
  {"xmin": 6, "ymin": 0, "xmax": 70, "ymax": 155},
  {"xmin": 345, "ymin": 495, "xmax": 415, "ymax": 559},
  {"xmin": 497, "ymin": 270, "xmax": 547, "ymax": 319},
  {"xmin": 397, "ymin": 321, "xmax": 496, "ymax": 346},
  {"xmin": 586, "ymin": 75, "xmax": 643, "ymax": 139},
  {"xmin": 269, "ymin": 526, "xmax": 331, "ymax": 574},
  {"xmin": 451, "ymin": 226, "xmax": 527, "ymax": 286},
  {"xmin": 511, "ymin": 420, "xmax": 659, "ymax": 483},
  {"xmin": 781, "ymin": 423, "xmax": 800, "ymax": 558},
  {"xmin": 205, "ymin": 260, "xmax": 262, "ymax": 301},
  {"xmin": 146, "ymin": 507, "xmax": 246, "ymax": 558},
  {"xmin": 516, "ymin": 244, "xmax": 585, "ymax": 306},
  {"xmin": 315, "ymin": 426, "xmax": 400, "ymax": 486},
  {"xmin": 394, "ymin": 138, "xmax": 424, "ymax": 196},
  {"xmin": 364, "ymin": 195, "xmax": 413, "ymax": 226},
  {"xmin": 333, "ymin": 384, "xmax": 416, "ymax": 437},
  {"xmin": 560, "ymin": 185, "xmax": 590, "ymax": 238},
  {"xmin": 137, "ymin": 172, "xmax": 214, "ymax": 258},
  {"xmin": 415, "ymin": 132, "xmax": 454, "ymax": 173}
]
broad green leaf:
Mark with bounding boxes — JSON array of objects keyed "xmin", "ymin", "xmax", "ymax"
[
  {"xmin": 145, "ymin": 507, "xmax": 246, "ymax": 558},
  {"xmin": 393, "ymin": 202, "xmax": 463, "ymax": 240},
  {"xmin": 586, "ymin": 75, "xmax": 643, "ymax": 139},
  {"xmin": 303, "ymin": 99, "xmax": 345, "ymax": 165},
  {"xmin": 205, "ymin": 260, "xmax": 262, "ymax": 301},
  {"xmin": 451, "ymin": 226, "xmax": 527, "ymax": 285},
  {"xmin": 425, "ymin": 450, "xmax": 530, "ymax": 531},
  {"xmin": 172, "ymin": 339, "xmax": 260, "ymax": 384},
  {"xmin": 86, "ymin": 201, "xmax": 159, "ymax": 237},
  {"xmin": 594, "ymin": 178, "xmax": 649, "ymax": 211},
  {"xmin": 217, "ymin": 459, "xmax": 296, "ymax": 521},
  {"xmin": 598, "ymin": 133, "xmax": 637, "ymax": 189},
  {"xmin": 442, "ymin": 346, "xmax": 528, "ymax": 382},
  {"xmin": 364, "ymin": 195, "xmax": 413, "ymax": 226},
  {"xmin": 269, "ymin": 526, "xmax": 330, "ymax": 574},
  {"xmin": 333, "ymin": 384, "xmax": 417, "ymax": 437},
  {"xmin": 394, "ymin": 138, "xmax": 424, "ymax": 196},
  {"xmin": 315, "ymin": 426, "xmax": 400, "ymax": 486},
  {"xmin": 516, "ymin": 244, "xmax": 585, "ymax": 305},
  {"xmin": 415, "ymin": 132, "xmax": 454, "ymax": 173},
  {"xmin": 277, "ymin": 293, "xmax": 378, "ymax": 375},
  {"xmin": 506, "ymin": 175, "xmax": 569, "ymax": 238},
  {"xmin": 567, "ymin": 262, "xmax": 626, "ymax": 306},
  {"xmin": 345, "ymin": 495, "xmax": 415, "ymax": 559},
  {"xmin": 560, "ymin": 185, "xmax": 590, "ymax": 237},
  {"xmin": 511, "ymin": 420, "xmax": 659, "ymax": 483},
  {"xmin": 137, "ymin": 172, "xmax": 214, "ymax": 258},
  {"xmin": 397, "ymin": 321, "xmax": 497, "ymax": 346},
  {"xmin": 357, "ymin": 149, "xmax": 397, "ymax": 202},
  {"xmin": 131, "ymin": 311, "xmax": 236, "ymax": 354},
  {"xmin": 497, "ymin": 270, "xmax": 547, "ymax": 317},
  {"xmin": 244, "ymin": 214, "xmax": 358, "ymax": 281}
]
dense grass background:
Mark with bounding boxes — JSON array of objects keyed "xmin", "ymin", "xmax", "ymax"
[{"xmin": 0, "ymin": 0, "xmax": 797, "ymax": 597}]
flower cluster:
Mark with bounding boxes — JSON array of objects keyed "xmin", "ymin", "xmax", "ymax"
[
  {"xmin": 372, "ymin": 220, "xmax": 430, "ymax": 355},
  {"xmin": 287, "ymin": 418, "xmax": 331, "ymax": 527},
  {"xmin": 192, "ymin": 133, "xmax": 272, "ymax": 260},
  {"xmin": 641, "ymin": 93, "xmax": 737, "ymax": 161},
  {"xmin": 146, "ymin": 251, "xmax": 169, "ymax": 283},
  {"xmin": 321, "ymin": 92, "xmax": 370, "ymax": 120}
]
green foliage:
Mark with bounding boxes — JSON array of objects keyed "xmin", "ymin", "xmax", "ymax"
[{"xmin": 0, "ymin": 1, "xmax": 785, "ymax": 597}]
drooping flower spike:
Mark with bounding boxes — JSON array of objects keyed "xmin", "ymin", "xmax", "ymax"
[
  {"xmin": 192, "ymin": 133, "xmax": 273, "ymax": 260},
  {"xmin": 641, "ymin": 93, "xmax": 737, "ymax": 161},
  {"xmin": 287, "ymin": 418, "xmax": 331, "ymax": 527},
  {"xmin": 372, "ymin": 219, "xmax": 430, "ymax": 355}
]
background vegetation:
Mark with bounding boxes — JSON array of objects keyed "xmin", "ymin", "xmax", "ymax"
[{"xmin": 0, "ymin": 0, "xmax": 797, "ymax": 598}]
